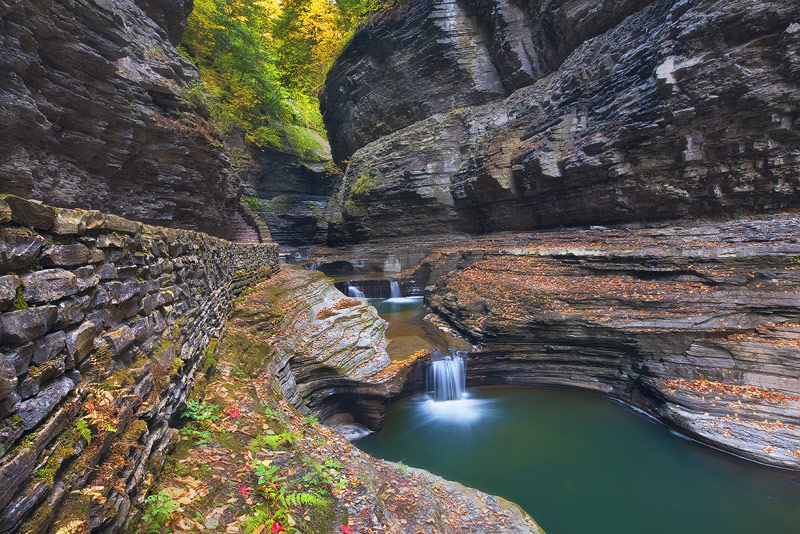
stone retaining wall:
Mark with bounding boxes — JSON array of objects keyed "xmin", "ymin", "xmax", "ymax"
[{"xmin": 0, "ymin": 195, "xmax": 278, "ymax": 532}]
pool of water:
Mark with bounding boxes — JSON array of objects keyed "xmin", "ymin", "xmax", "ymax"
[
  {"xmin": 368, "ymin": 297, "xmax": 472, "ymax": 360},
  {"xmin": 356, "ymin": 387, "xmax": 800, "ymax": 534}
]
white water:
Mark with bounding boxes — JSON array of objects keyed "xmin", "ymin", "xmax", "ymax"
[
  {"xmin": 346, "ymin": 284, "xmax": 365, "ymax": 298},
  {"xmin": 428, "ymin": 354, "xmax": 466, "ymax": 401},
  {"xmin": 389, "ymin": 280, "xmax": 402, "ymax": 298},
  {"xmin": 422, "ymin": 354, "xmax": 489, "ymax": 423}
]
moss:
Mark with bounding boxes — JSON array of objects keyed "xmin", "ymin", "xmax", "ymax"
[
  {"xmin": 35, "ymin": 441, "xmax": 77, "ymax": 484},
  {"xmin": 169, "ymin": 357, "xmax": 183, "ymax": 375},
  {"xmin": 13, "ymin": 288, "xmax": 28, "ymax": 310},
  {"xmin": 343, "ymin": 200, "xmax": 357, "ymax": 212}
]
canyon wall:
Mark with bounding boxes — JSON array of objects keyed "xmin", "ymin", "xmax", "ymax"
[
  {"xmin": 416, "ymin": 214, "xmax": 800, "ymax": 468},
  {"xmin": 0, "ymin": 196, "xmax": 278, "ymax": 532},
  {"xmin": 0, "ymin": 0, "xmax": 249, "ymax": 237},
  {"xmin": 321, "ymin": 0, "xmax": 800, "ymax": 244}
]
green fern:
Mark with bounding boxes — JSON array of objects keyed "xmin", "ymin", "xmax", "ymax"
[{"xmin": 281, "ymin": 491, "xmax": 326, "ymax": 508}]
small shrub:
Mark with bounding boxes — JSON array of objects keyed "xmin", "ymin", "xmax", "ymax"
[
  {"xmin": 350, "ymin": 174, "xmax": 378, "ymax": 196},
  {"xmin": 242, "ymin": 195, "xmax": 265, "ymax": 211},
  {"xmin": 142, "ymin": 491, "xmax": 180, "ymax": 532}
]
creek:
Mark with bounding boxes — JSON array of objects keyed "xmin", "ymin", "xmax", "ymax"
[{"xmin": 356, "ymin": 386, "xmax": 800, "ymax": 534}]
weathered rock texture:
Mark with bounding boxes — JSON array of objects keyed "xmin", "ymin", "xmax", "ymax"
[
  {"xmin": 416, "ymin": 213, "xmax": 800, "ymax": 469},
  {"xmin": 227, "ymin": 267, "xmax": 428, "ymax": 430},
  {"xmin": 0, "ymin": 196, "xmax": 278, "ymax": 532},
  {"xmin": 0, "ymin": 0, "xmax": 249, "ymax": 237},
  {"xmin": 246, "ymin": 148, "xmax": 340, "ymax": 246},
  {"xmin": 322, "ymin": 0, "xmax": 800, "ymax": 244}
]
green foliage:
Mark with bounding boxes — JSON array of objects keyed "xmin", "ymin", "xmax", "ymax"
[
  {"xmin": 13, "ymin": 288, "xmax": 28, "ymax": 310},
  {"xmin": 142, "ymin": 491, "xmax": 180, "ymax": 533},
  {"xmin": 75, "ymin": 419, "xmax": 92, "ymax": 444},
  {"xmin": 180, "ymin": 0, "xmax": 390, "ymax": 158},
  {"xmin": 242, "ymin": 195, "xmax": 265, "ymax": 211},
  {"xmin": 182, "ymin": 401, "xmax": 219, "ymax": 423},
  {"xmin": 350, "ymin": 173, "xmax": 378, "ymax": 196},
  {"xmin": 249, "ymin": 431, "xmax": 297, "ymax": 452}
]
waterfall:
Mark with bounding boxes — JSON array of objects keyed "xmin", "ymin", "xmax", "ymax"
[
  {"xmin": 389, "ymin": 280, "xmax": 402, "ymax": 299},
  {"xmin": 428, "ymin": 354, "xmax": 466, "ymax": 401},
  {"xmin": 346, "ymin": 283, "xmax": 365, "ymax": 298}
]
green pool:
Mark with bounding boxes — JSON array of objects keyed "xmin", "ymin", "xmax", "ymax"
[{"xmin": 356, "ymin": 387, "xmax": 800, "ymax": 534}]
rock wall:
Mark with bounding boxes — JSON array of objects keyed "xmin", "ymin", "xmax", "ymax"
[
  {"xmin": 321, "ymin": 0, "xmax": 800, "ymax": 244},
  {"xmin": 0, "ymin": 0, "xmax": 250, "ymax": 237},
  {"xmin": 0, "ymin": 196, "xmax": 278, "ymax": 532},
  {"xmin": 417, "ymin": 213, "xmax": 800, "ymax": 469}
]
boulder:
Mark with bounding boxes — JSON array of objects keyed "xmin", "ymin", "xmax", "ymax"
[{"xmin": 20, "ymin": 269, "xmax": 79, "ymax": 304}]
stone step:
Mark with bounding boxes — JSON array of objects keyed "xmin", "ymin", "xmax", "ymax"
[{"xmin": 229, "ymin": 211, "xmax": 260, "ymax": 243}]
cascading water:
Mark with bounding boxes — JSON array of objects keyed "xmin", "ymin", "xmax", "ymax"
[
  {"xmin": 346, "ymin": 283, "xmax": 365, "ymax": 298},
  {"xmin": 389, "ymin": 280, "xmax": 402, "ymax": 299},
  {"xmin": 427, "ymin": 354, "xmax": 466, "ymax": 401},
  {"xmin": 422, "ymin": 352, "xmax": 486, "ymax": 422}
]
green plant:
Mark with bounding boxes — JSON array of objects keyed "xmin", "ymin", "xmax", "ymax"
[
  {"xmin": 249, "ymin": 431, "xmax": 297, "ymax": 452},
  {"xmin": 13, "ymin": 288, "xmax": 28, "ymax": 310},
  {"xmin": 242, "ymin": 195, "xmax": 265, "ymax": 211},
  {"xmin": 182, "ymin": 401, "xmax": 219, "ymax": 423},
  {"xmin": 75, "ymin": 419, "xmax": 92, "ymax": 444},
  {"xmin": 142, "ymin": 491, "xmax": 180, "ymax": 532},
  {"xmin": 350, "ymin": 173, "xmax": 378, "ymax": 196},
  {"xmin": 179, "ymin": 427, "xmax": 214, "ymax": 445},
  {"xmin": 396, "ymin": 460, "xmax": 408, "ymax": 475},
  {"xmin": 343, "ymin": 200, "xmax": 357, "ymax": 212}
]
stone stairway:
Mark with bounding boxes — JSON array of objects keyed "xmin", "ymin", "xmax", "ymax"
[{"xmin": 229, "ymin": 210, "xmax": 261, "ymax": 243}]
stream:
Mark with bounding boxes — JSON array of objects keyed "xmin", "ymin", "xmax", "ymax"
[{"xmin": 357, "ymin": 294, "xmax": 800, "ymax": 534}]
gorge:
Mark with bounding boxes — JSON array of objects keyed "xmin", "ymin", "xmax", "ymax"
[{"xmin": 1, "ymin": 0, "xmax": 799, "ymax": 532}]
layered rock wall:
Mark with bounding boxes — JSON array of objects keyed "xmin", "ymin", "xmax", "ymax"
[
  {"xmin": 417, "ymin": 214, "xmax": 800, "ymax": 468},
  {"xmin": 0, "ymin": 0, "xmax": 249, "ymax": 237},
  {"xmin": 0, "ymin": 196, "xmax": 278, "ymax": 532},
  {"xmin": 322, "ymin": 0, "xmax": 800, "ymax": 244}
]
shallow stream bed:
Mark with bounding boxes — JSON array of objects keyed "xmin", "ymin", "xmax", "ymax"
[{"xmin": 356, "ymin": 387, "xmax": 800, "ymax": 534}]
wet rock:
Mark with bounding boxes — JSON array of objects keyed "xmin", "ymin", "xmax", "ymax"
[
  {"xmin": 0, "ymin": 228, "xmax": 44, "ymax": 271},
  {"xmin": 0, "ymin": 275, "xmax": 19, "ymax": 311},
  {"xmin": 0, "ymin": 307, "xmax": 57, "ymax": 345},
  {"xmin": 20, "ymin": 269, "xmax": 79, "ymax": 304},
  {"xmin": 16, "ymin": 376, "xmax": 76, "ymax": 430},
  {"xmin": 39, "ymin": 244, "xmax": 91, "ymax": 267},
  {"xmin": 0, "ymin": 361, "xmax": 17, "ymax": 401},
  {"xmin": 51, "ymin": 208, "xmax": 87, "ymax": 235},
  {"xmin": 65, "ymin": 321, "xmax": 99, "ymax": 363},
  {"xmin": 2, "ymin": 196, "xmax": 55, "ymax": 231},
  {"xmin": 31, "ymin": 332, "xmax": 66, "ymax": 366}
]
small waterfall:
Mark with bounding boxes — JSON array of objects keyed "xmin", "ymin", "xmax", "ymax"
[
  {"xmin": 346, "ymin": 283, "xmax": 365, "ymax": 298},
  {"xmin": 389, "ymin": 280, "xmax": 402, "ymax": 299},
  {"xmin": 428, "ymin": 354, "xmax": 466, "ymax": 401}
]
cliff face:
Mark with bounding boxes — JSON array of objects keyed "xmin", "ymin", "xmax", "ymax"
[
  {"xmin": 416, "ymin": 214, "xmax": 800, "ymax": 469},
  {"xmin": 321, "ymin": 0, "xmax": 800, "ymax": 244},
  {"xmin": 0, "ymin": 0, "xmax": 248, "ymax": 237}
]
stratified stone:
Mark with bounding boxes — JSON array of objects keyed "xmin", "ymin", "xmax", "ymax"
[
  {"xmin": 31, "ymin": 332, "xmax": 66, "ymax": 366},
  {"xmin": 51, "ymin": 208, "xmax": 86, "ymax": 235},
  {"xmin": 20, "ymin": 269, "xmax": 79, "ymax": 304},
  {"xmin": 0, "ymin": 307, "xmax": 57, "ymax": 345},
  {"xmin": 0, "ymin": 275, "xmax": 19, "ymax": 311},
  {"xmin": 0, "ymin": 361, "xmax": 17, "ymax": 401},
  {"xmin": 101, "ymin": 325, "xmax": 135, "ymax": 357},
  {"xmin": 0, "ymin": 229, "xmax": 44, "ymax": 271},
  {"xmin": 39, "ymin": 244, "xmax": 91, "ymax": 267},
  {"xmin": 1, "ymin": 344, "xmax": 33, "ymax": 376},
  {"xmin": 65, "ymin": 321, "xmax": 99, "ymax": 363},
  {"xmin": 16, "ymin": 376, "xmax": 75, "ymax": 430},
  {"xmin": 2, "ymin": 196, "xmax": 55, "ymax": 231}
]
